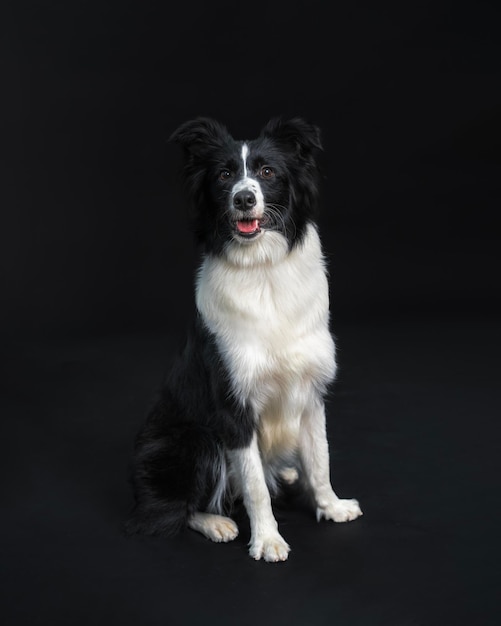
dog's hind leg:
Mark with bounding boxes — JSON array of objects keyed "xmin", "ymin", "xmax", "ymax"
[
  {"xmin": 127, "ymin": 421, "xmax": 228, "ymax": 536},
  {"xmin": 188, "ymin": 512, "xmax": 239, "ymax": 543}
]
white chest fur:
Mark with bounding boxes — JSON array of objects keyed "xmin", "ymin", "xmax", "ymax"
[{"xmin": 196, "ymin": 225, "xmax": 336, "ymax": 423}]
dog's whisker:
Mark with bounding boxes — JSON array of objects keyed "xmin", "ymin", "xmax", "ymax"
[{"xmin": 263, "ymin": 203, "xmax": 296, "ymax": 239}]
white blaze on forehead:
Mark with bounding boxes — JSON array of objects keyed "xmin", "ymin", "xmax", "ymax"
[
  {"xmin": 231, "ymin": 142, "xmax": 265, "ymax": 212},
  {"xmin": 241, "ymin": 143, "xmax": 249, "ymax": 178}
]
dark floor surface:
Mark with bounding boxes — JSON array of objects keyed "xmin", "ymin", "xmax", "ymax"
[{"xmin": 1, "ymin": 315, "xmax": 499, "ymax": 626}]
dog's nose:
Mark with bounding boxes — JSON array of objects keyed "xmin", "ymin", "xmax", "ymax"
[{"xmin": 233, "ymin": 190, "xmax": 256, "ymax": 211}]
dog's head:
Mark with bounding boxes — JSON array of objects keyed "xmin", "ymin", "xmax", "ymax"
[{"xmin": 170, "ymin": 117, "xmax": 323, "ymax": 263}]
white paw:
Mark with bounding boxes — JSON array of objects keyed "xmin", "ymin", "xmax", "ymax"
[
  {"xmin": 280, "ymin": 467, "xmax": 299, "ymax": 485},
  {"xmin": 249, "ymin": 533, "xmax": 290, "ymax": 562},
  {"xmin": 188, "ymin": 513, "xmax": 239, "ymax": 543},
  {"xmin": 208, "ymin": 516, "xmax": 239, "ymax": 542},
  {"xmin": 316, "ymin": 498, "xmax": 363, "ymax": 523}
]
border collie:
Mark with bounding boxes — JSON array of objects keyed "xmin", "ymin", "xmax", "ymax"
[{"xmin": 126, "ymin": 117, "xmax": 362, "ymax": 562}]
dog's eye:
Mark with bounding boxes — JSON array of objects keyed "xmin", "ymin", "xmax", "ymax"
[
  {"xmin": 260, "ymin": 166, "xmax": 274, "ymax": 179},
  {"xmin": 219, "ymin": 169, "xmax": 232, "ymax": 181}
]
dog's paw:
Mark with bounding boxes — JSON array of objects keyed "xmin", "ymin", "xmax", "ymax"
[
  {"xmin": 249, "ymin": 533, "xmax": 290, "ymax": 562},
  {"xmin": 208, "ymin": 516, "xmax": 239, "ymax": 542},
  {"xmin": 188, "ymin": 513, "xmax": 239, "ymax": 543},
  {"xmin": 279, "ymin": 467, "xmax": 299, "ymax": 485},
  {"xmin": 316, "ymin": 498, "xmax": 363, "ymax": 523}
]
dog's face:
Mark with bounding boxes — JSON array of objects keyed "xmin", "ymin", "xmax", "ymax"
[{"xmin": 171, "ymin": 117, "xmax": 322, "ymax": 260}]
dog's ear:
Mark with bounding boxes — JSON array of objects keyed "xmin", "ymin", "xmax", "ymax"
[
  {"xmin": 260, "ymin": 117, "xmax": 323, "ymax": 156},
  {"xmin": 170, "ymin": 117, "xmax": 232, "ymax": 158}
]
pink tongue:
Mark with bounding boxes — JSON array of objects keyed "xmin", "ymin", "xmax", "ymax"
[{"xmin": 237, "ymin": 219, "xmax": 259, "ymax": 234}]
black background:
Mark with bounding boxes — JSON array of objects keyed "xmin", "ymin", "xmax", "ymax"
[{"xmin": 2, "ymin": 1, "xmax": 500, "ymax": 625}]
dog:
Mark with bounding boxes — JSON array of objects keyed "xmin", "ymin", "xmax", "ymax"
[{"xmin": 126, "ymin": 117, "xmax": 362, "ymax": 562}]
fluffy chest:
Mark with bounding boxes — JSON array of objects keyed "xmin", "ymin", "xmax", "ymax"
[{"xmin": 196, "ymin": 228, "xmax": 336, "ymax": 400}]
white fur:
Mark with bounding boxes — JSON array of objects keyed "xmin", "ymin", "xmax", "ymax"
[
  {"xmin": 197, "ymin": 224, "xmax": 335, "ymax": 402},
  {"xmin": 241, "ymin": 143, "xmax": 249, "ymax": 177},
  {"xmin": 188, "ymin": 512, "xmax": 239, "ymax": 542},
  {"xmin": 229, "ymin": 143, "xmax": 265, "ymax": 215},
  {"xmin": 195, "ymin": 223, "xmax": 362, "ymax": 561},
  {"xmin": 228, "ymin": 435, "xmax": 290, "ymax": 561},
  {"xmin": 279, "ymin": 467, "xmax": 299, "ymax": 484},
  {"xmin": 207, "ymin": 452, "xmax": 228, "ymax": 515}
]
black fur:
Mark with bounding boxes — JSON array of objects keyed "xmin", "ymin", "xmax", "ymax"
[
  {"xmin": 126, "ymin": 117, "xmax": 323, "ymax": 536},
  {"xmin": 170, "ymin": 116, "xmax": 322, "ymax": 254},
  {"xmin": 126, "ymin": 316, "xmax": 254, "ymax": 534}
]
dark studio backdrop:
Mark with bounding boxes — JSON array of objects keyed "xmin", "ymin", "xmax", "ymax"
[{"xmin": 1, "ymin": 1, "xmax": 500, "ymax": 625}]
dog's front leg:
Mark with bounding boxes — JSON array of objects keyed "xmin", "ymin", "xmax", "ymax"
[
  {"xmin": 300, "ymin": 398, "xmax": 363, "ymax": 523},
  {"xmin": 229, "ymin": 434, "xmax": 290, "ymax": 562}
]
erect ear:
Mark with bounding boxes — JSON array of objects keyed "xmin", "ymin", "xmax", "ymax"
[
  {"xmin": 169, "ymin": 117, "xmax": 232, "ymax": 158},
  {"xmin": 259, "ymin": 117, "xmax": 323, "ymax": 156}
]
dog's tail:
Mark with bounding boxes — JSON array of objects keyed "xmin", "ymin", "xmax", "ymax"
[{"xmin": 124, "ymin": 422, "xmax": 227, "ymax": 537}]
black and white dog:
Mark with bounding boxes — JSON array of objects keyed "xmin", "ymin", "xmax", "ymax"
[{"xmin": 127, "ymin": 117, "xmax": 362, "ymax": 562}]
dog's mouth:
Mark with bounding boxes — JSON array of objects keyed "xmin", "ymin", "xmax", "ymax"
[{"xmin": 234, "ymin": 217, "xmax": 268, "ymax": 238}]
